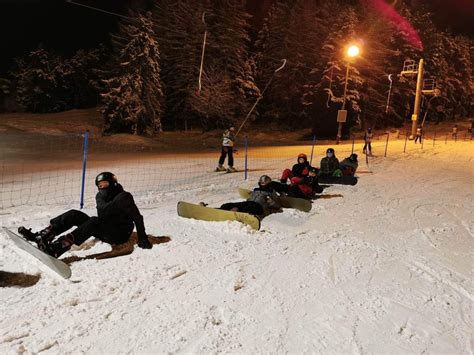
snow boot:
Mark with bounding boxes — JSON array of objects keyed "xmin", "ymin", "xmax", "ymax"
[
  {"xmin": 18, "ymin": 225, "xmax": 56, "ymax": 243},
  {"xmin": 215, "ymin": 165, "xmax": 226, "ymax": 172},
  {"xmin": 46, "ymin": 233, "xmax": 75, "ymax": 258},
  {"xmin": 227, "ymin": 166, "xmax": 237, "ymax": 173}
]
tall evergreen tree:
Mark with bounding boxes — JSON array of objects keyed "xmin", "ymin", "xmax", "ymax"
[
  {"xmin": 13, "ymin": 47, "xmax": 61, "ymax": 113},
  {"xmin": 101, "ymin": 11, "xmax": 163, "ymax": 135}
]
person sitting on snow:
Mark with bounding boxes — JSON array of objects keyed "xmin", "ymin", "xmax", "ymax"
[
  {"xmin": 280, "ymin": 153, "xmax": 310, "ymax": 183},
  {"xmin": 339, "ymin": 153, "xmax": 359, "ymax": 176},
  {"xmin": 320, "ymin": 148, "xmax": 341, "ymax": 177},
  {"xmin": 18, "ymin": 172, "xmax": 152, "ymax": 258},
  {"xmin": 283, "ymin": 166, "xmax": 324, "ymax": 199},
  {"xmin": 219, "ymin": 175, "xmax": 282, "ymax": 216}
]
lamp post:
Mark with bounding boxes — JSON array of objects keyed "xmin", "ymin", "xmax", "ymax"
[{"xmin": 336, "ymin": 45, "xmax": 360, "ymax": 144}]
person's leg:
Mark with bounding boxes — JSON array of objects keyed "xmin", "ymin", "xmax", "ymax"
[
  {"xmin": 49, "ymin": 209, "xmax": 90, "ymax": 235},
  {"xmin": 280, "ymin": 169, "xmax": 293, "ymax": 183},
  {"xmin": 218, "ymin": 146, "xmax": 227, "ymax": 166},
  {"xmin": 271, "ymin": 181, "xmax": 289, "ymax": 193},
  {"xmin": 236, "ymin": 201, "xmax": 264, "ymax": 215},
  {"xmin": 228, "ymin": 148, "xmax": 234, "ymax": 167},
  {"xmin": 363, "ymin": 143, "xmax": 367, "ymax": 153},
  {"xmin": 220, "ymin": 201, "xmax": 263, "ymax": 215}
]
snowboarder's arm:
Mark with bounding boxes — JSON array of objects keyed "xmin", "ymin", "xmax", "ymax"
[{"xmin": 115, "ymin": 193, "xmax": 147, "ymax": 240}]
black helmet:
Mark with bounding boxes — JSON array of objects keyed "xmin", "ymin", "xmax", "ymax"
[
  {"xmin": 349, "ymin": 153, "xmax": 358, "ymax": 162},
  {"xmin": 326, "ymin": 148, "xmax": 335, "ymax": 154},
  {"xmin": 258, "ymin": 175, "xmax": 272, "ymax": 187},
  {"xmin": 95, "ymin": 172, "xmax": 118, "ymax": 187}
]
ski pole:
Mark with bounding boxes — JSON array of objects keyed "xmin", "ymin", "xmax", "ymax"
[
  {"xmin": 80, "ymin": 130, "xmax": 89, "ymax": 209},
  {"xmin": 384, "ymin": 132, "xmax": 389, "ymax": 157},
  {"xmin": 309, "ymin": 134, "xmax": 316, "ymax": 165},
  {"xmin": 244, "ymin": 136, "xmax": 248, "ymax": 181},
  {"xmin": 403, "ymin": 130, "xmax": 408, "ymax": 153},
  {"xmin": 235, "ymin": 59, "xmax": 287, "ymax": 137}
]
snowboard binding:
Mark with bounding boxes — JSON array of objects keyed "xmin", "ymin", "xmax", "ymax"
[{"xmin": 18, "ymin": 226, "xmax": 57, "ymax": 257}]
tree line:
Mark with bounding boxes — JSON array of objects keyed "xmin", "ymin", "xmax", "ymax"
[{"xmin": 1, "ymin": 0, "xmax": 472, "ymax": 137}]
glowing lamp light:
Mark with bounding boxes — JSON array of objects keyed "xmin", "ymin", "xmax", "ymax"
[{"xmin": 347, "ymin": 45, "xmax": 360, "ymax": 58}]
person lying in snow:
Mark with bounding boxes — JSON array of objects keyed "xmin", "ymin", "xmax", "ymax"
[
  {"xmin": 218, "ymin": 175, "xmax": 282, "ymax": 216},
  {"xmin": 280, "ymin": 153, "xmax": 310, "ymax": 183},
  {"xmin": 18, "ymin": 172, "xmax": 152, "ymax": 258},
  {"xmin": 319, "ymin": 148, "xmax": 342, "ymax": 177},
  {"xmin": 339, "ymin": 153, "xmax": 359, "ymax": 176}
]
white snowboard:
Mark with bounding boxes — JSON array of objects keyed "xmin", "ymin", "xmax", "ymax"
[{"xmin": 3, "ymin": 227, "xmax": 72, "ymax": 279}]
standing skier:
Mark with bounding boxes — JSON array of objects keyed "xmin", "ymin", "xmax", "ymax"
[
  {"xmin": 414, "ymin": 126, "xmax": 423, "ymax": 143},
  {"xmin": 363, "ymin": 127, "xmax": 373, "ymax": 155},
  {"xmin": 19, "ymin": 172, "xmax": 152, "ymax": 257},
  {"xmin": 280, "ymin": 153, "xmax": 310, "ymax": 183},
  {"xmin": 452, "ymin": 124, "xmax": 458, "ymax": 140},
  {"xmin": 216, "ymin": 126, "xmax": 236, "ymax": 172}
]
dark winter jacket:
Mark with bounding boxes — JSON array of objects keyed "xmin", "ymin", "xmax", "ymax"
[
  {"xmin": 339, "ymin": 158, "xmax": 358, "ymax": 176},
  {"xmin": 291, "ymin": 161, "xmax": 310, "ymax": 177},
  {"xmin": 248, "ymin": 187, "xmax": 281, "ymax": 214},
  {"xmin": 320, "ymin": 157, "xmax": 340, "ymax": 176},
  {"xmin": 95, "ymin": 184, "xmax": 147, "ymax": 240}
]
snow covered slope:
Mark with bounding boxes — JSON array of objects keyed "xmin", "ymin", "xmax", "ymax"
[{"xmin": 1, "ymin": 140, "xmax": 472, "ymax": 353}]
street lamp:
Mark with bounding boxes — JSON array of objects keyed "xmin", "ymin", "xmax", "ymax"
[{"xmin": 336, "ymin": 44, "xmax": 360, "ymax": 144}]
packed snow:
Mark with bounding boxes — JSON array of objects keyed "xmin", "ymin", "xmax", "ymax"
[{"xmin": 1, "ymin": 139, "xmax": 473, "ymax": 353}]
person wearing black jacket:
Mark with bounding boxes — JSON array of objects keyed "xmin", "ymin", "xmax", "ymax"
[
  {"xmin": 280, "ymin": 153, "xmax": 310, "ymax": 183},
  {"xmin": 19, "ymin": 172, "xmax": 152, "ymax": 258}
]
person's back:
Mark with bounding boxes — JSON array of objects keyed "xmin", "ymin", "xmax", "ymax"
[{"xmin": 340, "ymin": 153, "xmax": 358, "ymax": 176}]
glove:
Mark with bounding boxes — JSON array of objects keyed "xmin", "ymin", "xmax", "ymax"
[{"xmin": 138, "ymin": 235, "xmax": 152, "ymax": 249}]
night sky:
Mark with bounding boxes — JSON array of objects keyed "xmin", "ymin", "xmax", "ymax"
[{"xmin": 0, "ymin": 0, "xmax": 472, "ymax": 75}]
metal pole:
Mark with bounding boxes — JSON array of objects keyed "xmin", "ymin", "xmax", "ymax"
[
  {"xmin": 336, "ymin": 62, "xmax": 350, "ymax": 144},
  {"xmin": 421, "ymin": 133, "xmax": 424, "ymax": 149},
  {"xmin": 385, "ymin": 74, "xmax": 393, "ymax": 113},
  {"xmin": 351, "ymin": 134, "xmax": 355, "ymax": 154},
  {"xmin": 433, "ymin": 128, "xmax": 436, "ymax": 146},
  {"xmin": 410, "ymin": 59, "xmax": 424, "ymax": 139},
  {"xmin": 309, "ymin": 134, "xmax": 316, "ymax": 165},
  {"xmin": 384, "ymin": 132, "xmax": 389, "ymax": 157},
  {"xmin": 235, "ymin": 59, "xmax": 286, "ymax": 138},
  {"xmin": 403, "ymin": 130, "xmax": 409, "ymax": 153},
  {"xmin": 80, "ymin": 130, "xmax": 89, "ymax": 209},
  {"xmin": 244, "ymin": 136, "xmax": 248, "ymax": 181},
  {"xmin": 197, "ymin": 12, "xmax": 207, "ymax": 95}
]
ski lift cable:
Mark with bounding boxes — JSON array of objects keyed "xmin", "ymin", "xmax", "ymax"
[{"xmin": 66, "ymin": 0, "xmax": 133, "ymax": 20}]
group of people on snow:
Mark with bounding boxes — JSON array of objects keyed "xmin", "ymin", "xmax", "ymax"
[{"xmin": 21, "ymin": 126, "xmax": 363, "ymax": 260}]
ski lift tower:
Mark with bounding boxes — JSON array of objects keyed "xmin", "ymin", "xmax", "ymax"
[{"xmin": 400, "ymin": 59, "xmax": 424, "ymax": 139}]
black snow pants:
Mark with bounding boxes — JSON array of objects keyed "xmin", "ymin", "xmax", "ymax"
[
  {"xmin": 50, "ymin": 210, "xmax": 133, "ymax": 246},
  {"xmin": 219, "ymin": 201, "xmax": 263, "ymax": 216},
  {"xmin": 218, "ymin": 146, "xmax": 234, "ymax": 167}
]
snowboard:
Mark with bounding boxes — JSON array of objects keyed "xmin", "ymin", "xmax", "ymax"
[
  {"xmin": 177, "ymin": 201, "xmax": 261, "ymax": 230},
  {"xmin": 2, "ymin": 227, "xmax": 72, "ymax": 279},
  {"xmin": 318, "ymin": 175, "xmax": 358, "ymax": 186},
  {"xmin": 238, "ymin": 188, "xmax": 312, "ymax": 213}
]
